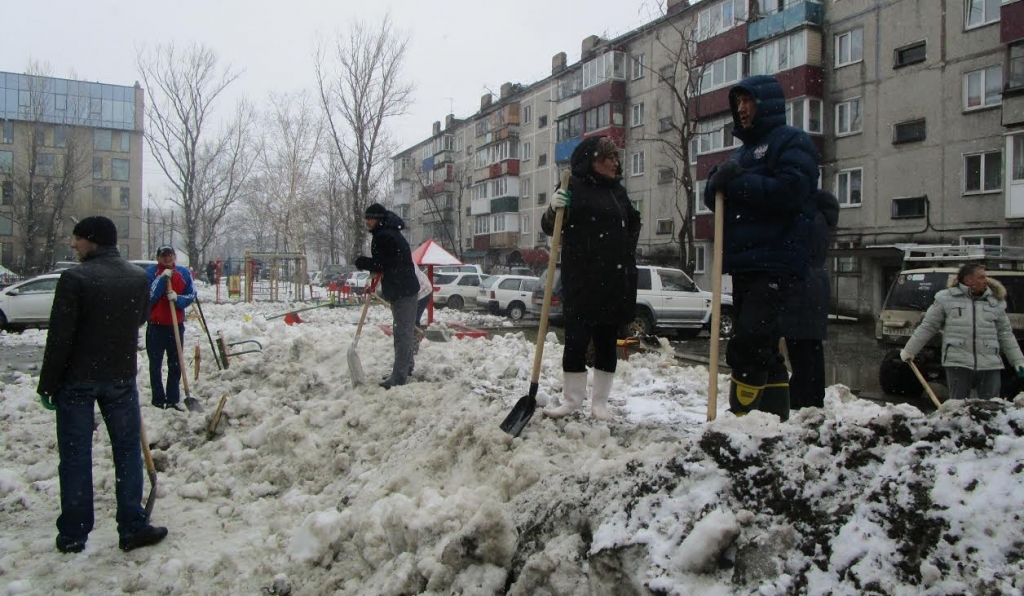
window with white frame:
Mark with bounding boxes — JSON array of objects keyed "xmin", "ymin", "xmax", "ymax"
[
  {"xmin": 631, "ymin": 151, "xmax": 645, "ymax": 176},
  {"xmin": 963, "ymin": 65, "xmax": 1002, "ymax": 109},
  {"xmin": 965, "ymin": 0, "xmax": 1000, "ymax": 29},
  {"xmin": 695, "ymin": 180, "xmax": 712, "ymax": 214},
  {"xmin": 836, "ymin": 168, "xmax": 863, "ymax": 206},
  {"xmin": 656, "ymin": 219, "xmax": 674, "ymax": 235},
  {"xmin": 632, "ymin": 53, "xmax": 645, "ymax": 79},
  {"xmin": 521, "ymin": 213, "xmax": 530, "ymax": 235},
  {"xmin": 786, "ymin": 97, "xmax": 822, "ymax": 133},
  {"xmin": 835, "ymin": 28, "xmax": 864, "ymax": 68},
  {"xmin": 694, "ymin": 244, "xmax": 706, "ymax": 273},
  {"xmin": 1010, "ymin": 44, "xmax": 1024, "ymax": 91},
  {"xmin": 522, "ymin": 141, "xmax": 532, "ymax": 161},
  {"xmin": 475, "ymin": 216, "xmax": 490, "ymax": 235},
  {"xmin": 521, "ymin": 177, "xmax": 532, "ymax": 198},
  {"xmin": 696, "ymin": 116, "xmax": 740, "ymax": 155},
  {"xmin": 582, "ymin": 51, "xmax": 627, "ymax": 90},
  {"xmin": 961, "ymin": 234, "xmax": 1002, "ymax": 246},
  {"xmin": 751, "ymin": 30, "xmax": 808, "ymax": 76},
  {"xmin": 1013, "ymin": 134, "xmax": 1024, "ymax": 182},
  {"xmin": 834, "ymin": 241, "xmax": 859, "ymax": 273},
  {"xmin": 697, "ymin": 0, "xmax": 748, "ymax": 42},
  {"xmin": 963, "ymin": 150, "xmax": 1002, "ymax": 193},
  {"xmin": 631, "ymin": 103, "xmax": 645, "ymax": 127},
  {"xmin": 455, "ymin": 136, "xmax": 463, "ymax": 153},
  {"xmin": 835, "ymin": 98, "xmax": 862, "ymax": 136},
  {"xmin": 522, "ymin": 105, "xmax": 532, "ymax": 124},
  {"xmin": 700, "ymin": 52, "xmax": 745, "ymax": 93},
  {"xmin": 690, "ymin": 137, "xmax": 699, "ymax": 164}
]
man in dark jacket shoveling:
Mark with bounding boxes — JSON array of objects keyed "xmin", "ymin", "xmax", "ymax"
[
  {"xmin": 355, "ymin": 203, "xmax": 420, "ymax": 389},
  {"xmin": 703, "ymin": 74, "xmax": 820, "ymax": 421}
]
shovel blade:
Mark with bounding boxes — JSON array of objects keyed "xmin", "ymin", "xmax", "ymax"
[
  {"xmin": 143, "ymin": 469, "xmax": 158, "ymax": 517},
  {"xmin": 184, "ymin": 396, "xmax": 204, "ymax": 413},
  {"xmin": 500, "ymin": 392, "xmax": 537, "ymax": 437},
  {"xmin": 348, "ymin": 342, "xmax": 365, "ymax": 386}
]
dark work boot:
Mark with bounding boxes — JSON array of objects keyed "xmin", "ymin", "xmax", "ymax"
[
  {"xmin": 119, "ymin": 525, "xmax": 168, "ymax": 552},
  {"xmin": 759, "ymin": 368, "xmax": 791, "ymax": 422},
  {"xmin": 56, "ymin": 535, "xmax": 86, "ymax": 554},
  {"xmin": 729, "ymin": 370, "xmax": 768, "ymax": 417}
]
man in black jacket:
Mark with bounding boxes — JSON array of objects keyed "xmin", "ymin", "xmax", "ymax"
[
  {"xmin": 355, "ymin": 203, "xmax": 419, "ymax": 389},
  {"xmin": 38, "ymin": 216, "xmax": 168, "ymax": 554}
]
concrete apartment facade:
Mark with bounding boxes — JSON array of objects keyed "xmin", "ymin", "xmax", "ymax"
[
  {"xmin": 393, "ymin": 0, "xmax": 1024, "ymax": 319},
  {"xmin": 0, "ymin": 71, "xmax": 144, "ymax": 272}
]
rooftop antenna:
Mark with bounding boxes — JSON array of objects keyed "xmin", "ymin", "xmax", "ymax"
[{"xmin": 444, "ymin": 97, "xmax": 454, "ymax": 114}]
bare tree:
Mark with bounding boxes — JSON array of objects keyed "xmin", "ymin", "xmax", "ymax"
[
  {"xmin": 137, "ymin": 42, "xmax": 255, "ymax": 267},
  {"xmin": 314, "ymin": 15, "xmax": 414, "ymax": 262},
  {"xmin": 413, "ymin": 160, "xmax": 469, "ymax": 258}
]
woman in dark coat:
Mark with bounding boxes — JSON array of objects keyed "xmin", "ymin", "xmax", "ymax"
[
  {"xmin": 781, "ymin": 189, "xmax": 839, "ymax": 409},
  {"xmin": 541, "ymin": 136, "xmax": 642, "ymax": 420}
]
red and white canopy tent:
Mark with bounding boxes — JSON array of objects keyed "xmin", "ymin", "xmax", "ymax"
[{"xmin": 411, "ymin": 239, "xmax": 462, "ymax": 325}]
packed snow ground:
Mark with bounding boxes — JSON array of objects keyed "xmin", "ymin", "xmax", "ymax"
[{"xmin": 3, "ymin": 287, "xmax": 1024, "ymax": 595}]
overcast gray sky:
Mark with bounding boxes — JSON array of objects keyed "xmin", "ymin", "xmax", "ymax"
[{"xmin": 3, "ymin": 0, "xmax": 658, "ymax": 201}]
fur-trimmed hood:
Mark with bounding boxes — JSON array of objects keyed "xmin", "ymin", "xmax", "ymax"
[{"xmin": 948, "ymin": 276, "xmax": 1007, "ymax": 301}]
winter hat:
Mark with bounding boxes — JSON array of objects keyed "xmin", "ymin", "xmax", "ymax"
[
  {"xmin": 156, "ymin": 245, "xmax": 176, "ymax": 257},
  {"xmin": 569, "ymin": 136, "xmax": 620, "ymax": 180},
  {"xmin": 72, "ymin": 216, "xmax": 117, "ymax": 247},
  {"xmin": 365, "ymin": 203, "xmax": 388, "ymax": 219}
]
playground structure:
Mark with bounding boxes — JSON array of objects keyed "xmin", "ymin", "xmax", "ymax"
[{"xmin": 242, "ymin": 250, "xmax": 310, "ymax": 302}]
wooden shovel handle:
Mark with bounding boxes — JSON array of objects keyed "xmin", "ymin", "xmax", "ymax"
[
  {"xmin": 907, "ymin": 359, "xmax": 943, "ymax": 409},
  {"xmin": 353, "ymin": 274, "xmax": 381, "ymax": 339},
  {"xmin": 530, "ymin": 170, "xmax": 571, "ymax": 384},
  {"xmin": 707, "ymin": 190, "xmax": 725, "ymax": 422}
]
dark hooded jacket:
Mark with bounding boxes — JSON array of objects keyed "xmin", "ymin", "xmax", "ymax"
[
  {"xmin": 354, "ymin": 210, "xmax": 419, "ymax": 302},
  {"xmin": 703, "ymin": 75, "xmax": 820, "ymax": 278},
  {"xmin": 541, "ymin": 136, "xmax": 642, "ymax": 325},
  {"xmin": 781, "ymin": 190, "xmax": 840, "ymax": 340}
]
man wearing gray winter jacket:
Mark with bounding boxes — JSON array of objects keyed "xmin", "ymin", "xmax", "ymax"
[{"xmin": 901, "ymin": 263, "xmax": 1024, "ymax": 399}]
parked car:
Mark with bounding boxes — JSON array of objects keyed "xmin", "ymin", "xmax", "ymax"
[
  {"xmin": 343, "ymin": 271, "xmax": 372, "ymax": 291},
  {"xmin": 433, "ymin": 272, "xmax": 486, "ymax": 310},
  {"xmin": 130, "ymin": 259, "xmax": 157, "ymax": 272},
  {"xmin": 436, "ymin": 264, "xmax": 485, "ymax": 276},
  {"xmin": 0, "ymin": 273, "xmax": 62, "ymax": 330},
  {"xmin": 478, "ymin": 274, "xmax": 539, "ymax": 320},
  {"xmin": 321, "ymin": 264, "xmax": 355, "ymax": 286},
  {"xmin": 527, "ymin": 265, "xmax": 734, "ymax": 339}
]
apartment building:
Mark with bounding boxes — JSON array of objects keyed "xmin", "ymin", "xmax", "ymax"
[
  {"xmin": 0, "ymin": 71, "xmax": 144, "ymax": 272},
  {"xmin": 393, "ymin": 0, "xmax": 1024, "ymax": 319}
]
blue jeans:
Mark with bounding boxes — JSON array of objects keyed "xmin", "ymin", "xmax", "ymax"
[
  {"xmin": 416, "ymin": 296, "xmax": 430, "ymax": 327},
  {"xmin": 146, "ymin": 324, "xmax": 184, "ymax": 407},
  {"xmin": 56, "ymin": 379, "xmax": 148, "ymax": 543}
]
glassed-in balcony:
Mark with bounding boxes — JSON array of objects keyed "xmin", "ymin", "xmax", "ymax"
[
  {"xmin": 747, "ymin": 1, "xmax": 823, "ymax": 45},
  {"xmin": 556, "ymin": 137, "xmax": 582, "ymax": 163}
]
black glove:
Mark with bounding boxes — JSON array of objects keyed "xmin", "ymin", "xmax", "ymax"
[
  {"xmin": 709, "ymin": 160, "xmax": 742, "ymax": 195},
  {"xmin": 354, "ymin": 256, "xmax": 373, "ymax": 271}
]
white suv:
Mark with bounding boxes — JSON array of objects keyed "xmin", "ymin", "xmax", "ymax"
[
  {"xmin": 433, "ymin": 272, "xmax": 486, "ymax": 310},
  {"xmin": 478, "ymin": 274, "xmax": 538, "ymax": 320},
  {"xmin": 0, "ymin": 273, "xmax": 62, "ymax": 330}
]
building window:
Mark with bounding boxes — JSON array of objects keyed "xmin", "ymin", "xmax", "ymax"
[
  {"xmin": 1010, "ymin": 44, "xmax": 1024, "ymax": 91},
  {"xmin": 1, "ymin": 181, "xmax": 11, "ymax": 206},
  {"xmin": 0, "ymin": 215, "xmax": 12, "ymax": 236},
  {"xmin": 695, "ymin": 115, "xmax": 740, "ymax": 155},
  {"xmin": 694, "ymin": 245, "xmax": 707, "ymax": 274},
  {"xmin": 834, "ymin": 241, "xmax": 859, "ymax": 273},
  {"xmin": 522, "ymin": 105, "xmax": 532, "ymax": 125},
  {"xmin": 557, "ymin": 113, "xmax": 582, "ymax": 141},
  {"xmin": 891, "ymin": 196, "xmax": 926, "ymax": 219},
  {"xmin": 111, "ymin": 158, "xmax": 129, "ymax": 181},
  {"xmin": 522, "ymin": 141, "xmax": 532, "ymax": 161},
  {"xmin": 631, "ymin": 151, "xmax": 645, "ymax": 176},
  {"xmin": 538, "ymin": 192, "xmax": 547, "ymax": 205},
  {"xmin": 658, "ymin": 168, "xmax": 673, "ymax": 184},
  {"xmin": 963, "ymin": 151, "xmax": 1002, "ymax": 194},
  {"xmin": 961, "ymin": 234, "xmax": 1002, "ymax": 246},
  {"xmin": 659, "ymin": 116, "xmax": 673, "ymax": 133},
  {"xmin": 631, "ymin": 103, "xmax": 645, "ymax": 127},
  {"xmin": 0, "ymin": 150, "xmax": 11, "ymax": 174},
  {"xmin": 93, "ymin": 157, "xmax": 104, "ymax": 180},
  {"xmin": 697, "ymin": 0, "xmax": 748, "ymax": 42},
  {"xmin": 582, "ymin": 51, "xmax": 626, "ymax": 90},
  {"xmin": 538, "ymin": 154, "xmax": 548, "ymax": 166},
  {"xmin": 92, "ymin": 185, "xmax": 111, "ymax": 207},
  {"xmin": 752, "ymin": 30, "xmax": 810, "ymax": 76},
  {"xmin": 538, "ymin": 115, "xmax": 548, "ymax": 128},
  {"xmin": 54, "ymin": 126, "xmax": 69, "ymax": 149},
  {"xmin": 113, "ymin": 216, "xmax": 129, "ymax": 238},
  {"xmin": 1, "ymin": 121, "xmax": 11, "ymax": 144},
  {"xmin": 659, "ymin": 64, "xmax": 676, "ymax": 81},
  {"xmin": 93, "ymin": 129, "xmax": 112, "ymax": 151},
  {"xmin": 836, "ymin": 168, "xmax": 863, "ymax": 206},
  {"xmin": 894, "ymin": 41, "xmax": 927, "ymax": 68},
  {"xmin": 965, "ymin": 0, "xmax": 1000, "ymax": 29},
  {"xmin": 786, "ymin": 97, "xmax": 822, "ymax": 134},
  {"xmin": 893, "ymin": 119, "xmax": 926, "ymax": 144},
  {"xmin": 964, "ymin": 65, "xmax": 1002, "ymax": 110},
  {"xmin": 835, "ymin": 28, "xmax": 864, "ymax": 68},
  {"xmin": 655, "ymin": 219, "xmax": 674, "ymax": 235},
  {"xmin": 585, "ymin": 104, "xmax": 613, "ymax": 131},
  {"xmin": 120, "ymin": 187, "xmax": 130, "ymax": 209},
  {"xmin": 1013, "ymin": 134, "xmax": 1024, "ymax": 182},
  {"xmin": 120, "ymin": 132, "xmax": 130, "ymax": 153},
  {"xmin": 36, "ymin": 153, "xmax": 55, "ymax": 177},
  {"xmin": 695, "ymin": 180, "xmax": 712, "ymax": 214},
  {"xmin": 521, "ymin": 213, "xmax": 530, "ymax": 235},
  {"xmin": 700, "ymin": 52, "xmax": 745, "ymax": 92},
  {"xmin": 835, "ymin": 98, "xmax": 862, "ymax": 136},
  {"xmin": 522, "ymin": 177, "xmax": 531, "ymax": 199},
  {"xmin": 632, "ymin": 53, "xmax": 645, "ymax": 79}
]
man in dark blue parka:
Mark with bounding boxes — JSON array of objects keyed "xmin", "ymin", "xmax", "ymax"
[{"xmin": 703, "ymin": 74, "xmax": 820, "ymax": 420}]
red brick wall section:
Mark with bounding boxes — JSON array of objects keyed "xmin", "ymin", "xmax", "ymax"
[
  {"xmin": 775, "ymin": 66, "xmax": 825, "ymax": 99},
  {"xmin": 474, "ymin": 235, "xmax": 490, "ymax": 251},
  {"xmin": 1002, "ymin": 0, "xmax": 1024, "ymax": 44},
  {"xmin": 690, "ymin": 87, "xmax": 733, "ymax": 121},
  {"xmin": 581, "ymin": 80, "xmax": 628, "ymax": 110},
  {"xmin": 696, "ymin": 25, "xmax": 749, "ymax": 64},
  {"xmin": 696, "ymin": 151, "xmax": 734, "ymax": 180},
  {"xmin": 694, "ymin": 213, "xmax": 714, "ymax": 240},
  {"xmin": 583, "ymin": 127, "xmax": 626, "ymax": 147}
]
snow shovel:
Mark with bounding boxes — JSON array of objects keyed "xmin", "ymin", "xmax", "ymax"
[
  {"xmin": 139, "ymin": 418, "xmax": 158, "ymax": 517},
  {"xmin": 907, "ymin": 359, "xmax": 943, "ymax": 409},
  {"xmin": 707, "ymin": 190, "xmax": 725, "ymax": 422},
  {"xmin": 348, "ymin": 274, "xmax": 381, "ymax": 387},
  {"xmin": 166, "ymin": 287, "xmax": 204, "ymax": 413},
  {"xmin": 500, "ymin": 170, "xmax": 571, "ymax": 437}
]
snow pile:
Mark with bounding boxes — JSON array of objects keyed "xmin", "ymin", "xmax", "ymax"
[{"xmin": 2, "ymin": 292, "xmax": 1024, "ymax": 594}]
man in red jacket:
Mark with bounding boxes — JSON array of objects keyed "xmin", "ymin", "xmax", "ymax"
[{"xmin": 145, "ymin": 245, "xmax": 196, "ymax": 410}]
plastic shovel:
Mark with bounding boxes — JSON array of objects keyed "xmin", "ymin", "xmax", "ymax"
[
  {"xmin": 166, "ymin": 287, "xmax": 203, "ymax": 413},
  {"xmin": 348, "ymin": 274, "xmax": 381, "ymax": 387},
  {"xmin": 500, "ymin": 170, "xmax": 571, "ymax": 437}
]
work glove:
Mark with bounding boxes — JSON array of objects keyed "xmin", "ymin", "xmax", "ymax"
[
  {"xmin": 161, "ymin": 268, "xmax": 174, "ymax": 279},
  {"xmin": 550, "ymin": 189, "xmax": 572, "ymax": 209},
  {"xmin": 899, "ymin": 349, "xmax": 913, "ymax": 362},
  {"xmin": 1017, "ymin": 365, "xmax": 1024, "ymax": 379},
  {"xmin": 709, "ymin": 160, "xmax": 742, "ymax": 195},
  {"xmin": 354, "ymin": 256, "xmax": 373, "ymax": 271},
  {"xmin": 39, "ymin": 393, "xmax": 56, "ymax": 411},
  {"xmin": 166, "ymin": 291, "xmax": 178, "ymax": 301}
]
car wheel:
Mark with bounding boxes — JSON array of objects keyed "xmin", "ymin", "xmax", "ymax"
[
  {"xmin": 508, "ymin": 301, "xmax": 525, "ymax": 321},
  {"xmin": 719, "ymin": 308, "xmax": 735, "ymax": 339},
  {"xmin": 0, "ymin": 310, "xmax": 6, "ymax": 331},
  {"xmin": 622, "ymin": 308, "xmax": 654, "ymax": 337},
  {"xmin": 878, "ymin": 348, "xmax": 922, "ymax": 396},
  {"xmin": 447, "ymin": 295, "xmax": 464, "ymax": 310}
]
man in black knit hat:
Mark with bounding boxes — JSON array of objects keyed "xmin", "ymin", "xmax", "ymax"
[{"xmin": 38, "ymin": 216, "xmax": 168, "ymax": 553}]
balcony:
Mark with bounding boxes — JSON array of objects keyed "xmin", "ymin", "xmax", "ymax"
[
  {"xmin": 489, "ymin": 232, "xmax": 520, "ymax": 249},
  {"xmin": 1002, "ymin": 0, "xmax": 1024, "ymax": 44},
  {"xmin": 471, "ymin": 197, "xmax": 491, "ymax": 216},
  {"xmin": 491, "ymin": 196, "xmax": 519, "ymax": 214},
  {"xmin": 747, "ymin": 1, "xmax": 824, "ymax": 45},
  {"xmin": 421, "ymin": 156, "xmax": 435, "ymax": 172},
  {"xmin": 433, "ymin": 150, "xmax": 454, "ymax": 165},
  {"xmin": 556, "ymin": 137, "xmax": 582, "ymax": 163}
]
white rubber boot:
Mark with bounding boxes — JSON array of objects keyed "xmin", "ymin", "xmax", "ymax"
[
  {"xmin": 544, "ymin": 371, "xmax": 587, "ymax": 418},
  {"xmin": 591, "ymin": 369, "xmax": 615, "ymax": 421}
]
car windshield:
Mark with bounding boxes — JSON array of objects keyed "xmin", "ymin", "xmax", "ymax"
[{"xmin": 882, "ymin": 272, "xmax": 952, "ymax": 311}]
